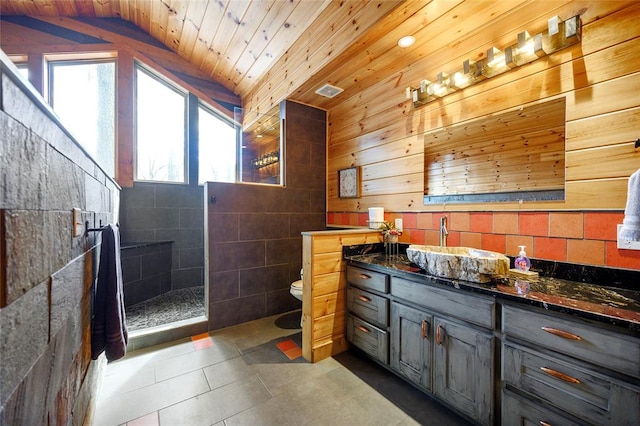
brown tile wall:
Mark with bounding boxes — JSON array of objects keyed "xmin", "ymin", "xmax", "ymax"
[
  {"xmin": 0, "ymin": 63, "xmax": 117, "ymax": 423},
  {"xmin": 328, "ymin": 211, "xmax": 640, "ymax": 270},
  {"xmin": 206, "ymin": 101, "xmax": 326, "ymax": 330}
]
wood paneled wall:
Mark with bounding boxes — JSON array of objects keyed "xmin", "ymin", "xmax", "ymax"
[{"xmin": 326, "ymin": 2, "xmax": 640, "ymax": 214}]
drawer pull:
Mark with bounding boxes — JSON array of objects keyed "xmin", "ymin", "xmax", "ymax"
[
  {"xmin": 436, "ymin": 325, "xmax": 442, "ymax": 345},
  {"xmin": 356, "ymin": 325, "xmax": 370, "ymax": 334},
  {"xmin": 540, "ymin": 367, "xmax": 581, "ymax": 384},
  {"xmin": 357, "ymin": 273, "xmax": 372, "ymax": 280},
  {"xmin": 357, "ymin": 295, "xmax": 371, "ymax": 303},
  {"xmin": 541, "ymin": 326, "xmax": 582, "ymax": 341},
  {"xmin": 421, "ymin": 320, "xmax": 428, "ymax": 339},
  {"xmin": 540, "ymin": 422, "xmax": 552, "ymax": 426}
]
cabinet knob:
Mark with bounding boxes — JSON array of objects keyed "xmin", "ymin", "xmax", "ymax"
[
  {"xmin": 357, "ymin": 295, "xmax": 371, "ymax": 303},
  {"xmin": 357, "ymin": 273, "xmax": 371, "ymax": 280},
  {"xmin": 541, "ymin": 326, "xmax": 581, "ymax": 341},
  {"xmin": 356, "ymin": 325, "xmax": 370, "ymax": 334},
  {"xmin": 540, "ymin": 366, "xmax": 581, "ymax": 384}
]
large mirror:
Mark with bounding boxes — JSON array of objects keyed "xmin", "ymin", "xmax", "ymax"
[
  {"xmin": 235, "ymin": 105, "xmax": 282, "ymax": 185},
  {"xmin": 423, "ymin": 98, "xmax": 566, "ymax": 204}
]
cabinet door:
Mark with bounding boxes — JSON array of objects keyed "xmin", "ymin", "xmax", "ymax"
[
  {"xmin": 433, "ymin": 317, "xmax": 493, "ymax": 425},
  {"xmin": 390, "ymin": 302, "xmax": 432, "ymax": 391}
]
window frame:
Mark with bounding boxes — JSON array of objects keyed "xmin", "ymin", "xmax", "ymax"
[
  {"xmin": 197, "ymin": 99, "xmax": 240, "ymax": 185},
  {"xmin": 47, "ymin": 56, "xmax": 117, "ymax": 178},
  {"xmin": 134, "ymin": 62, "xmax": 189, "ymax": 184}
]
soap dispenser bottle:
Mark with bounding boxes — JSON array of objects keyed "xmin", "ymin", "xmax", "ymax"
[{"xmin": 515, "ymin": 246, "xmax": 531, "ymax": 271}]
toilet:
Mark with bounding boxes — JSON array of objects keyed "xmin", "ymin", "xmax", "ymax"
[
  {"xmin": 290, "ymin": 269, "xmax": 303, "ymax": 301},
  {"xmin": 290, "ymin": 270, "xmax": 304, "ymax": 327}
]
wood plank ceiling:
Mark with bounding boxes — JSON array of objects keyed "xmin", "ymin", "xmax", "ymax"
[
  {"xmin": 0, "ymin": 0, "xmax": 332, "ymax": 99},
  {"xmin": 0, "ymin": 0, "xmax": 596, "ymax": 114}
]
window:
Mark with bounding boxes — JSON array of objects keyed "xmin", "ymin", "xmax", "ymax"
[
  {"xmin": 16, "ymin": 63, "xmax": 28, "ymax": 80},
  {"xmin": 49, "ymin": 59, "xmax": 116, "ymax": 177},
  {"xmin": 198, "ymin": 102, "xmax": 237, "ymax": 184},
  {"xmin": 135, "ymin": 65, "xmax": 187, "ymax": 183}
]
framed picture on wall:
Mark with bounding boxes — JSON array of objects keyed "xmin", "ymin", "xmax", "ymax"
[{"xmin": 338, "ymin": 167, "xmax": 359, "ymax": 198}]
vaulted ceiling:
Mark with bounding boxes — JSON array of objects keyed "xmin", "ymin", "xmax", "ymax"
[
  {"xmin": 1, "ymin": 1, "xmax": 599, "ymax": 116},
  {"xmin": 0, "ymin": 0, "xmax": 336, "ymax": 98}
]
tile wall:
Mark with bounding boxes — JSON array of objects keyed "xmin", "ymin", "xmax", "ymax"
[
  {"xmin": 119, "ymin": 183, "xmax": 205, "ymax": 293},
  {"xmin": 328, "ymin": 211, "xmax": 640, "ymax": 270},
  {"xmin": 206, "ymin": 101, "xmax": 327, "ymax": 330}
]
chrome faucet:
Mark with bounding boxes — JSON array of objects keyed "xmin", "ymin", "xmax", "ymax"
[{"xmin": 440, "ymin": 216, "xmax": 449, "ymax": 247}]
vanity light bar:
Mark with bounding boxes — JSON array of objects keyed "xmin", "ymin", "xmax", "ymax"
[{"xmin": 405, "ymin": 15, "xmax": 581, "ymax": 107}]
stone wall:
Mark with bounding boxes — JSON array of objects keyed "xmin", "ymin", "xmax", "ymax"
[
  {"xmin": 206, "ymin": 100, "xmax": 326, "ymax": 329},
  {"xmin": 0, "ymin": 54, "xmax": 119, "ymax": 424}
]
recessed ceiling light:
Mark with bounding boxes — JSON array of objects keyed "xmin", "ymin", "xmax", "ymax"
[
  {"xmin": 315, "ymin": 83, "xmax": 344, "ymax": 99},
  {"xmin": 397, "ymin": 35, "xmax": 415, "ymax": 48}
]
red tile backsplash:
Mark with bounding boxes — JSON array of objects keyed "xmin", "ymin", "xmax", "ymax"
[
  {"xmin": 450, "ymin": 212, "xmax": 470, "ymax": 232},
  {"xmin": 505, "ymin": 235, "xmax": 534, "ymax": 257},
  {"xmin": 328, "ymin": 209, "xmax": 637, "ymax": 271},
  {"xmin": 460, "ymin": 232, "xmax": 482, "ymax": 249},
  {"xmin": 584, "ymin": 212, "xmax": 624, "ymax": 241},
  {"xmin": 566, "ymin": 239, "xmax": 605, "ymax": 266},
  {"xmin": 493, "ymin": 212, "xmax": 519, "ymax": 235},
  {"xmin": 605, "ymin": 241, "xmax": 640, "ymax": 269},
  {"xmin": 481, "ymin": 233, "xmax": 506, "ymax": 254},
  {"xmin": 470, "ymin": 212, "xmax": 493, "ymax": 233},
  {"xmin": 416, "ymin": 212, "xmax": 433, "ymax": 230},
  {"xmin": 549, "ymin": 212, "xmax": 584, "ymax": 239},
  {"xmin": 533, "ymin": 237, "xmax": 567, "ymax": 261},
  {"xmin": 409, "ymin": 229, "xmax": 426, "ymax": 245},
  {"xmin": 519, "ymin": 212, "xmax": 549, "ymax": 236},
  {"xmin": 402, "ymin": 212, "xmax": 418, "ymax": 229}
]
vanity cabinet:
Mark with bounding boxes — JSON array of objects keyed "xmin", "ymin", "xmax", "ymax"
[
  {"xmin": 501, "ymin": 304, "xmax": 640, "ymax": 425},
  {"xmin": 345, "ymin": 265, "xmax": 390, "ymax": 364},
  {"xmin": 391, "ymin": 276, "xmax": 494, "ymax": 425},
  {"xmin": 346, "ymin": 264, "xmax": 495, "ymax": 425}
]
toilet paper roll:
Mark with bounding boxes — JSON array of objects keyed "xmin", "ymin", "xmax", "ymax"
[{"xmin": 368, "ymin": 207, "xmax": 384, "ymax": 222}]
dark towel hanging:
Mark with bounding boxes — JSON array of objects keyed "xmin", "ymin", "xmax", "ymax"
[{"xmin": 91, "ymin": 224, "xmax": 128, "ymax": 361}]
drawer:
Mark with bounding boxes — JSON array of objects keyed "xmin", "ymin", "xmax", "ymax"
[
  {"xmin": 347, "ymin": 286, "xmax": 389, "ymax": 328},
  {"xmin": 391, "ymin": 277, "xmax": 494, "ymax": 328},
  {"xmin": 346, "ymin": 314, "xmax": 389, "ymax": 364},
  {"xmin": 347, "ymin": 265, "xmax": 389, "ymax": 294},
  {"xmin": 502, "ymin": 389, "xmax": 582, "ymax": 426},
  {"xmin": 503, "ymin": 342, "xmax": 640, "ymax": 426},
  {"xmin": 502, "ymin": 304, "xmax": 640, "ymax": 378}
]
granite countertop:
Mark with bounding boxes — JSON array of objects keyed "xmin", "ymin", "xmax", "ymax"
[{"xmin": 345, "ymin": 244, "xmax": 640, "ymax": 335}]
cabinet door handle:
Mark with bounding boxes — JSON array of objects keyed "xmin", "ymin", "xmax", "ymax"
[
  {"xmin": 421, "ymin": 320, "xmax": 428, "ymax": 339},
  {"xmin": 540, "ymin": 421, "xmax": 553, "ymax": 426},
  {"xmin": 357, "ymin": 273, "xmax": 371, "ymax": 280},
  {"xmin": 436, "ymin": 325, "xmax": 443, "ymax": 345},
  {"xmin": 541, "ymin": 326, "xmax": 582, "ymax": 341},
  {"xmin": 540, "ymin": 367, "xmax": 581, "ymax": 384},
  {"xmin": 357, "ymin": 295, "xmax": 371, "ymax": 303},
  {"xmin": 357, "ymin": 325, "xmax": 370, "ymax": 334}
]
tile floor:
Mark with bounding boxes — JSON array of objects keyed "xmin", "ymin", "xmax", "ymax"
[
  {"xmin": 94, "ymin": 311, "xmax": 471, "ymax": 426},
  {"xmin": 126, "ymin": 287, "xmax": 205, "ymax": 331}
]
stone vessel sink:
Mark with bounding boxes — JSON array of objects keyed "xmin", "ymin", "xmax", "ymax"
[{"xmin": 406, "ymin": 245, "xmax": 509, "ymax": 283}]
